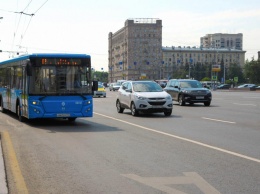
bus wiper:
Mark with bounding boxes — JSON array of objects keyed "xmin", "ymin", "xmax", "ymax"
[
  {"xmin": 73, "ymin": 91, "xmax": 86, "ymax": 100},
  {"xmin": 39, "ymin": 91, "xmax": 49, "ymax": 100},
  {"xmin": 39, "ymin": 95, "xmax": 47, "ymax": 101}
]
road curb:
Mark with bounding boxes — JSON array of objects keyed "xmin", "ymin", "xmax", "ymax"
[
  {"xmin": 0, "ymin": 132, "xmax": 8, "ymax": 194},
  {"xmin": 1, "ymin": 131, "xmax": 29, "ymax": 194}
]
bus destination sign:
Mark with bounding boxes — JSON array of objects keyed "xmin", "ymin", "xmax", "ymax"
[{"xmin": 41, "ymin": 58, "xmax": 81, "ymax": 65}]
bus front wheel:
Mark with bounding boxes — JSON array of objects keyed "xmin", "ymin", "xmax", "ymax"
[
  {"xmin": 16, "ymin": 104, "xmax": 25, "ymax": 122},
  {"xmin": 68, "ymin": 118, "xmax": 76, "ymax": 122}
]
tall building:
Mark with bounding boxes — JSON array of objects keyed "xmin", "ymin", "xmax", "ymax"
[
  {"xmin": 108, "ymin": 18, "xmax": 162, "ymax": 82},
  {"xmin": 258, "ymin": 51, "xmax": 260, "ymax": 60},
  {"xmin": 200, "ymin": 33, "xmax": 243, "ymax": 50}
]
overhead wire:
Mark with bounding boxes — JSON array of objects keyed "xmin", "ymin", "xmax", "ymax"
[
  {"xmin": 17, "ymin": 0, "xmax": 34, "ymax": 50},
  {"xmin": 34, "ymin": 0, "xmax": 48, "ymax": 14},
  {"xmin": 6, "ymin": 0, "xmax": 49, "ymax": 57}
]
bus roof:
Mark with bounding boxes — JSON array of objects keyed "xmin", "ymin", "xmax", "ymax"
[{"xmin": 0, "ymin": 53, "xmax": 90, "ymax": 65}]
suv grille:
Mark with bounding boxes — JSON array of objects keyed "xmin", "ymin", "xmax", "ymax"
[
  {"xmin": 148, "ymin": 101, "xmax": 166, "ymax": 105},
  {"xmin": 191, "ymin": 90, "xmax": 207, "ymax": 95},
  {"xmin": 148, "ymin": 98, "xmax": 165, "ymax": 100}
]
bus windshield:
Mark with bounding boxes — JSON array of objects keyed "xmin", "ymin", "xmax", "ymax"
[{"xmin": 30, "ymin": 65, "xmax": 92, "ymax": 95}]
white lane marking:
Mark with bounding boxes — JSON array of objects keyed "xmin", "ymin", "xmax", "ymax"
[
  {"xmin": 243, "ymin": 97, "xmax": 260, "ymax": 99},
  {"xmin": 94, "ymin": 112, "xmax": 260, "ymax": 164},
  {"xmin": 233, "ymin": 103, "xmax": 257, "ymax": 106},
  {"xmin": 122, "ymin": 172, "xmax": 221, "ymax": 194},
  {"xmin": 202, "ymin": 117, "xmax": 236, "ymax": 124}
]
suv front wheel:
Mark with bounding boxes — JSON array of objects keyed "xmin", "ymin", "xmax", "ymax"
[
  {"xmin": 131, "ymin": 102, "xmax": 139, "ymax": 116},
  {"xmin": 178, "ymin": 95, "xmax": 185, "ymax": 106},
  {"xmin": 116, "ymin": 100, "xmax": 124, "ymax": 113},
  {"xmin": 204, "ymin": 101, "xmax": 211, "ymax": 106},
  {"xmin": 164, "ymin": 110, "xmax": 172, "ymax": 116}
]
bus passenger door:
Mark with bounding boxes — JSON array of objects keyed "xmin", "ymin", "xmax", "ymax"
[
  {"xmin": 6, "ymin": 68, "xmax": 11, "ymax": 110},
  {"xmin": 22, "ymin": 67, "xmax": 28, "ymax": 117}
]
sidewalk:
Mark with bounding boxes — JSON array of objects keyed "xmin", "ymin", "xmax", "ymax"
[{"xmin": 0, "ymin": 135, "xmax": 8, "ymax": 194}]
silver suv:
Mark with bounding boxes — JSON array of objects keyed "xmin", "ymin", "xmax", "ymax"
[{"xmin": 116, "ymin": 81, "xmax": 173, "ymax": 116}]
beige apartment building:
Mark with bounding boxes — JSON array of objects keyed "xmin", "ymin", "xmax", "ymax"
[
  {"xmin": 200, "ymin": 33, "xmax": 243, "ymax": 50},
  {"xmin": 108, "ymin": 18, "xmax": 162, "ymax": 82},
  {"xmin": 162, "ymin": 46, "xmax": 246, "ymax": 79}
]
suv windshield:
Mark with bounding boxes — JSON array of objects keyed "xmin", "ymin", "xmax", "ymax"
[
  {"xmin": 133, "ymin": 82, "xmax": 163, "ymax": 92},
  {"xmin": 180, "ymin": 81, "xmax": 202, "ymax": 88}
]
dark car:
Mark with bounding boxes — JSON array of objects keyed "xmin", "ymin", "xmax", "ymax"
[
  {"xmin": 155, "ymin": 80, "xmax": 168, "ymax": 88},
  {"xmin": 217, "ymin": 84, "xmax": 230, "ymax": 89},
  {"xmin": 164, "ymin": 79, "xmax": 212, "ymax": 106}
]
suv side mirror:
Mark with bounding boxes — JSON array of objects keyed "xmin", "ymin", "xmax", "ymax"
[{"xmin": 125, "ymin": 89, "xmax": 132, "ymax": 93}]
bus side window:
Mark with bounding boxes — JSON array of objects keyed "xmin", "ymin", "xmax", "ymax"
[{"xmin": 15, "ymin": 67, "xmax": 23, "ymax": 89}]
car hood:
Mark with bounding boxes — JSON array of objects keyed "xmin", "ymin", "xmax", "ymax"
[{"xmin": 134, "ymin": 91, "xmax": 170, "ymax": 98}]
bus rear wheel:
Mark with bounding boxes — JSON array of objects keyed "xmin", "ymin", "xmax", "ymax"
[{"xmin": 0, "ymin": 99, "xmax": 6, "ymax": 113}]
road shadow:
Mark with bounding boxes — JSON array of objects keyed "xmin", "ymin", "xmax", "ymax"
[
  {"xmin": 26, "ymin": 118, "xmax": 122, "ymax": 133},
  {"xmin": 1, "ymin": 110, "xmax": 121, "ymax": 133},
  {"xmin": 173, "ymin": 103, "xmax": 219, "ymax": 107},
  {"xmin": 123, "ymin": 111, "xmax": 182, "ymax": 118}
]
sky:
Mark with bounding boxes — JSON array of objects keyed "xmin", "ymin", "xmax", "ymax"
[{"xmin": 0, "ymin": 0, "xmax": 260, "ymax": 71}]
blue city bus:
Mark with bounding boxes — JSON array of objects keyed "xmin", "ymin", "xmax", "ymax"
[{"xmin": 0, "ymin": 53, "xmax": 98, "ymax": 122}]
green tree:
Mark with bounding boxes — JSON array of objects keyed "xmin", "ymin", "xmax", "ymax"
[
  {"xmin": 92, "ymin": 71, "xmax": 108, "ymax": 83},
  {"xmin": 244, "ymin": 59, "xmax": 260, "ymax": 84},
  {"xmin": 227, "ymin": 63, "xmax": 245, "ymax": 84},
  {"xmin": 201, "ymin": 77, "xmax": 211, "ymax": 81}
]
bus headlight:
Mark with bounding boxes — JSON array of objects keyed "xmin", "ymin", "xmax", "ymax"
[
  {"xmin": 85, "ymin": 100, "xmax": 91, "ymax": 105},
  {"xmin": 32, "ymin": 101, "xmax": 40, "ymax": 105}
]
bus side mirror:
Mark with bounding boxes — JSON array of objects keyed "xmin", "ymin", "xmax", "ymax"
[
  {"xmin": 26, "ymin": 62, "xmax": 32, "ymax": 76},
  {"xmin": 92, "ymin": 81, "xmax": 98, "ymax": 91}
]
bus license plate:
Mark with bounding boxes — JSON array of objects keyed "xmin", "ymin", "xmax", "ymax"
[{"xmin": 57, "ymin": 114, "xmax": 70, "ymax": 117}]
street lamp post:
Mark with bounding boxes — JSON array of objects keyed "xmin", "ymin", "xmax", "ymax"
[
  {"xmin": 223, "ymin": 63, "xmax": 225, "ymax": 84},
  {"xmin": 0, "ymin": 17, "xmax": 3, "ymax": 43},
  {"xmin": 189, "ymin": 58, "xmax": 193, "ymax": 79},
  {"xmin": 189, "ymin": 64, "xmax": 191, "ymax": 79}
]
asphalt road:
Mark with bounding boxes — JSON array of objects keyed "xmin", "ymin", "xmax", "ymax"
[{"xmin": 1, "ymin": 89, "xmax": 260, "ymax": 194}]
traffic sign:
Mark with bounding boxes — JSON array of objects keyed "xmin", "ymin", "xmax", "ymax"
[
  {"xmin": 212, "ymin": 65, "xmax": 221, "ymax": 72},
  {"xmin": 212, "ymin": 76, "xmax": 218, "ymax": 81}
]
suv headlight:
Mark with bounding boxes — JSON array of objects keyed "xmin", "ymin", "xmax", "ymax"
[
  {"xmin": 206, "ymin": 90, "xmax": 211, "ymax": 94},
  {"xmin": 166, "ymin": 94, "xmax": 172, "ymax": 100},
  {"xmin": 183, "ymin": 90, "xmax": 192, "ymax": 93},
  {"xmin": 135, "ymin": 94, "xmax": 147, "ymax": 100}
]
